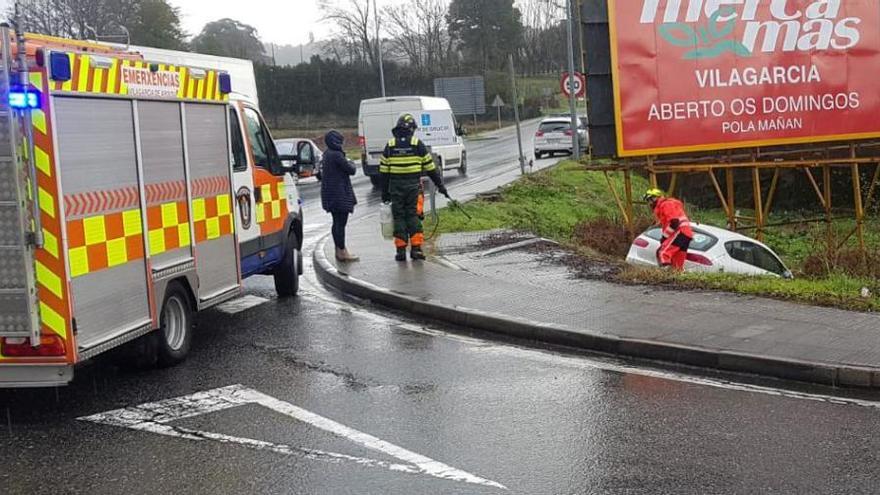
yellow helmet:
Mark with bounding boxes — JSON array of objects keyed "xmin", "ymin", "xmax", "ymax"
[{"xmin": 643, "ymin": 188, "xmax": 665, "ymax": 202}]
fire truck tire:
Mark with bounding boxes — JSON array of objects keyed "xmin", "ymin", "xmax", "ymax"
[
  {"xmin": 274, "ymin": 231, "xmax": 300, "ymax": 297},
  {"xmin": 156, "ymin": 282, "xmax": 194, "ymax": 367}
]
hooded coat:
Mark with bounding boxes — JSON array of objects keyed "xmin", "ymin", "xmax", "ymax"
[{"xmin": 320, "ymin": 130, "xmax": 357, "ymax": 214}]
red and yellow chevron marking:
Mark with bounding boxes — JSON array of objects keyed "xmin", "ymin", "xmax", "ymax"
[
  {"xmin": 51, "ymin": 54, "xmax": 229, "ymax": 102},
  {"xmin": 66, "ymin": 209, "xmax": 145, "ymax": 278},
  {"xmin": 0, "ymin": 69, "xmax": 75, "ymax": 365},
  {"xmin": 64, "ymin": 186, "xmax": 140, "ymax": 217}
]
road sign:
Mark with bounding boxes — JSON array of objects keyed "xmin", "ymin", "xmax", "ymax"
[
  {"xmin": 79, "ymin": 385, "xmax": 507, "ymax": 490},
  {"xmin": 561, "ymin": 71, "xmax": 586, "ymax": 98},
  {"xmin": 434, "ymin": 76, "xmax": 487, "ymax": 116},
  {"xmin": 491, "ymin": 95, "xmax": 505, "ymax": 107}
]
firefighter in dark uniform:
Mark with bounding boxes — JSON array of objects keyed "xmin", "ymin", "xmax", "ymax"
[{"xmin": 380, "ymin": 114, "xmax": 447, "ymax": 261}]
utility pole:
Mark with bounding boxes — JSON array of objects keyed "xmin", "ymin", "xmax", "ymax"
[
  {"xmin": 565, "ymin": 0, "xmax": 580, "ymax": 161},
  {"xmin": 374, "ymin": 0, "xmax": 386, "ymax": 97},
  {"xmin": 509, "ymin": 54, "xmax": 526, "ymax": 175}
]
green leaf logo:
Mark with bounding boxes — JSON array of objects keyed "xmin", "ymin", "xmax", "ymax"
[{"xmin": 659, "ymin": 8, "xmax": 752, "ymax": 59}]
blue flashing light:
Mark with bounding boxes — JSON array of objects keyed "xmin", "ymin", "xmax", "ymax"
[
  {"xmin": 9, "ymin": 88, "xmax": 41, "ymax": 110},
  {"xmin": 50, "ymin": 52, "xmax": 72, "ymax": 82},
  {"xmin": 218, "ymin": 73, "xmax": 232, "ymax": 94}
]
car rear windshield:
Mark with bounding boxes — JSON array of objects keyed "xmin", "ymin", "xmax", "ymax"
[
  {"xmin": 644, "ymin": 227, "xmax": 718, "ymax": 252},
  {"xmin": 539, "ymin": 121, "xmax": 571, "ymax": 133}
]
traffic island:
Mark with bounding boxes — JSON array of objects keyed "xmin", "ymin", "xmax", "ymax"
[{"xmin": 314, "ymin": 222, "xmax": 880, "ymax": 390}]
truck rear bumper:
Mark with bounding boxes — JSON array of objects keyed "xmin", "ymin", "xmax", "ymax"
[{"xmin": 0, "ymin": 364, "xmax": 73, "ymax": 388}]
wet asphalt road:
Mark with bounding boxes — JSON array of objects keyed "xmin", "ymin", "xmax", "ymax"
[{"xmin": 4, "ymin": 124, "xmax": 880, "ymax": 494}]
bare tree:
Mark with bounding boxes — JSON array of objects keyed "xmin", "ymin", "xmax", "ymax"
[
  {"xmin": 319, "ymin": 0, "xmax": 378, "ymax": 68},
  {"xmin": 519, "ymin": 0, "xmax": 566, "ymax": 74},
  {"xmin": 383, "ymin": 0, "xmax": 456, "ymax": 74}
]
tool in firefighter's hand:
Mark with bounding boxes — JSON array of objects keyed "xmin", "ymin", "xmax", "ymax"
[{"xmin": 442, "ymin": 190, "xmax": 472, "ymax": 221}]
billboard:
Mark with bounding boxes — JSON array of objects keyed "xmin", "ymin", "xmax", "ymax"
[
  {"xmin": 434, "ymin": 76, "xmax": 486, "ymax": 116},
  {"xmin": 609, "ymin": 0, "xmax": 880, "ymax": 157}
]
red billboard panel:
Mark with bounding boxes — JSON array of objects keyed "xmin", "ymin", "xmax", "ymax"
[{"xmin": 609, "ymin": 0, "xmax": 880, "ymax": 157}]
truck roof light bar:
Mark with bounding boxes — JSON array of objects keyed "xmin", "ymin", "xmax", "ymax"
[
  {"xmin": 49, "ymin": 52, "xmax": 71, "ymax": 81},
  {"xmin": 218, "ymin": 73, "xmax": 231, "ymax": 94}
]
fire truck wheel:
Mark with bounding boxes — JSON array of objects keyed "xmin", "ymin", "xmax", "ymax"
[
  {"xmin": 274, "ymin": 231, "xmax": 300, "ymax": 297},
  {"xmin": 156, "ymin": 282, "xmax": 194, "ymax": 367}
]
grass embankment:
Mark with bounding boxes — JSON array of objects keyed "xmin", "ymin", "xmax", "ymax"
[{"xmin": 432, "ymin": 160, "xmax": 880, "ymax": 312}]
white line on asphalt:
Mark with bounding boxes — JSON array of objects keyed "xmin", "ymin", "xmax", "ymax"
[
  {"xmin": 214, "ymin": 295, "xmax": 270, "ymax": 315},
  {"xmin": 78, "ymin": 385, "xmax": 507, "ymax": 490}
]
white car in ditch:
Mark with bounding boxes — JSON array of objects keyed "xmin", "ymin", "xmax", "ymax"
[{"xmin": 626, "ymin": 223, "xmax": 792, "ymax": 278}]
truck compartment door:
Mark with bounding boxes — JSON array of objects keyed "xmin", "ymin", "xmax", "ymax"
[
  {"xmin": 183, "ymin": 103, "xmax": 239, "ymax": 300},
  {"xmin": 55, "ymin": 98, "xmax": 152, "ymax": 349}
]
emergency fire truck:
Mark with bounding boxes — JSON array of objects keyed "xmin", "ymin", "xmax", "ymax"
[{"xmin": 0, "ymin": 30, "xmax": 311, "ymax": 387}]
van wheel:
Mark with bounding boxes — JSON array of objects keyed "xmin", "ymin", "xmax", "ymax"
[
  {"xmin": 369, "ymin": 175, "xmax": 382, "ymax": 188},
  {"xmin": 156, "ymin": 281, "xmax": 194, "ymax": 367},
  {"xmin": 274, "ymin": 231, "xmax": 300, "ymax": 297},
  {"xmin": 534, "ymin": 151, "xmax": 543, "ymax": 159},
  {"xmin": 459, "ymin": 152, "xmax": 467, "ymax": 175}
]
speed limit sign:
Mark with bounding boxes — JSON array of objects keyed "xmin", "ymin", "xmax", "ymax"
[{"xmin": 561, "ymin": 72, "xmax": 586, "ymax": 98}]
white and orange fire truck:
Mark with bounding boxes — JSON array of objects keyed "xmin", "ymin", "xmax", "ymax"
[{"xmin": 0, "ymin": 30, "xmax": 312, "ymax": 387}]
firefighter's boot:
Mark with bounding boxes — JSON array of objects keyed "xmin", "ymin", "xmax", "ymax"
[
  {"xmin": 395, "ymin": 247, "xmax": 407, "ymax": 262},
  {"xmin": 410, "ymin": 246, "xmax": 426, "ymax": 261}
]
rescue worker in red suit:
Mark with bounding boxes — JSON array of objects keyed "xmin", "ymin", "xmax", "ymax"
[{"xmin": 644, "ymin": 189, "xmax": 693, "ymax": 271}]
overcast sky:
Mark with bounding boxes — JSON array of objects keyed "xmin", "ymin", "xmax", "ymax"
[
  {"xmin": 0, "ymin": 0, "xmax": 394, "ymax": 47},
  {"xmin": 171, "ymin": 0, "xmax": 397, "ymax": 46}
]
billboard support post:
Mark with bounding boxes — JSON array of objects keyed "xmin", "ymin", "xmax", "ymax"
[{"xmin": 588, "ymin": 144, "xmax": 880, "ymax": 258}]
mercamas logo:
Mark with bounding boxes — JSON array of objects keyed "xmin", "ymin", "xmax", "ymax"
[{"xmin": 642, "ymin": 0, "xmax": 862, "ymax": 59}]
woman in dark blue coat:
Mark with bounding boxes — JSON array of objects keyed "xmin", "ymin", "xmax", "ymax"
[{"xmin": 320, "ymin": 130, "xmax": 359, "ymax": 261}]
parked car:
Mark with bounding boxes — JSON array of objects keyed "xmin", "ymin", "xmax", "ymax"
[
  {"xmin": 276, "ymin": 138, "xmax": 323, "ymax": 179},
  {"xmin": 626, "ymin": 223, "xmax": 792, "ymax": 278},
  {"xmin": 534, "ymin": 116, "xmax": 589, "ymax": 159}
]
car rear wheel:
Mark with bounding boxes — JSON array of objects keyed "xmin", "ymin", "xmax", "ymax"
[
  {"xmin": 459, "ymin": 151, "xmax": 467, "ymax": 175},
  {"xmin": 274, "ymin": 231, "xmax": 301, "ymax": 297}
]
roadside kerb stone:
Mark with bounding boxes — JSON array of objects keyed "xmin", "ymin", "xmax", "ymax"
[{"xmin": 314, "ymin": 234, "xmax": 880, "ymax": 389}]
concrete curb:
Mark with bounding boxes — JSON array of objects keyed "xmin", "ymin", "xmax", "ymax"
[{"xmin": 313, "ymin": 235, "xmax": 880, "ymax": 389}]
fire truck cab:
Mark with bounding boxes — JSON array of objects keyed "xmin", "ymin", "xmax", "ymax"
[{"xmin": 0, "ymin": 31, "xmax": 307, "ymax": 387}]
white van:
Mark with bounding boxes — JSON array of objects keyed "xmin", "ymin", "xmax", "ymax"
[{"xmin": 358, "ymin": 96, "xmax": 467, "ymax": 187}]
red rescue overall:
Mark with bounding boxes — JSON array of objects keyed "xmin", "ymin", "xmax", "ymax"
[{"xmin": 652, "ymin": 197, "xmax": 694, "ymax": 271}]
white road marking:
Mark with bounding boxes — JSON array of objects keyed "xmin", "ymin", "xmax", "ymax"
[
  {"xmin": 79, "ymin": 385, "xmax": 507, "ymax": 490},
  {"xmin": 214, "ymin": 295, "xmax": 270, "ymax": 315}
]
